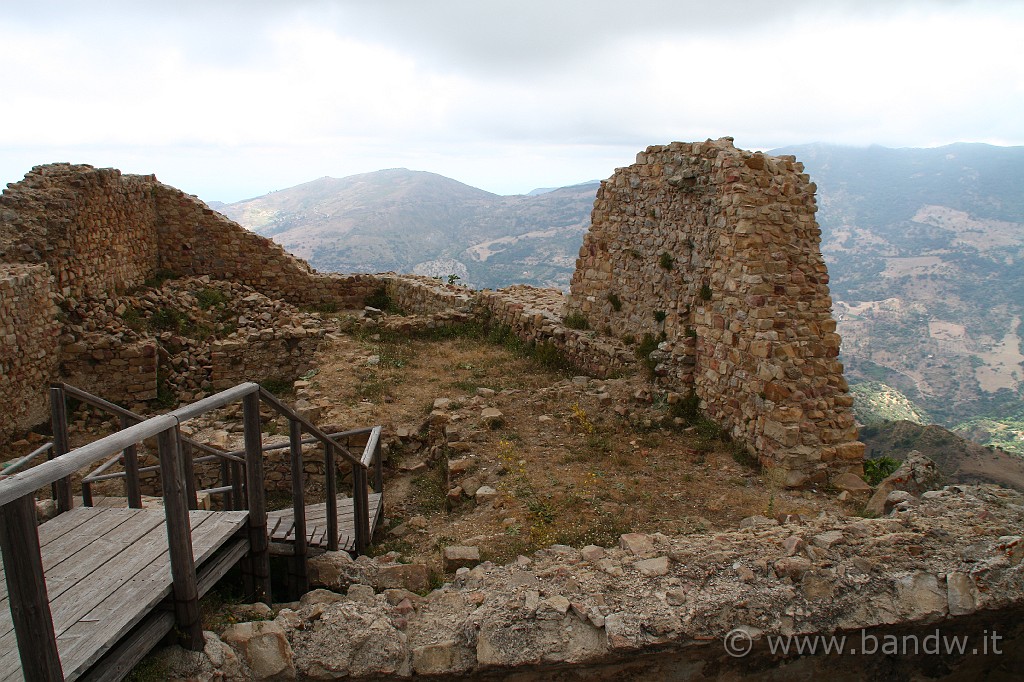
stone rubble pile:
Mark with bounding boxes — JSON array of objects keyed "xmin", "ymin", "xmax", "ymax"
[
  {"xmin": 55, "ymin": 275, "xmax": 327, "ymax": 404},
  {"xmin": 153, "ymin": 482, "xmax": 1023, "ymax": 680}
]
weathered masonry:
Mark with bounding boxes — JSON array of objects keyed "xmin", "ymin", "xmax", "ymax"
[
  {"xmin": 0, "ymin": 164, "xmax": 380, "ymax": 439},
  {"xmin": 567, "ymin": 139, "xmax": 863, "ymax": 485},
  {"xmin": 1, "ymin": 146, "xmax": 863, "ymax": 485}
]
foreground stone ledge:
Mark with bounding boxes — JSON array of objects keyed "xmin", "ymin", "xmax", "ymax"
[{"xmin": 156, "ymin": 485, "xmax": 1023, "ymax": 679}]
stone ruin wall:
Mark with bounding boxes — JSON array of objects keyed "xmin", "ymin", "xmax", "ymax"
[
  {"xmin": 209, "ymin": 328, "xmax": 324, "ymax": 392},
  {"xmin": 1, "ymin": 149, "xmax": 862, "ymax": 487},
  {"xmin": 567, "ymin": 139, "xmax": 863, "ymax": 485},
  {"xmin": 0, "ymin": 163, "xmax": 376, "ymax": 440},
  {"xmin": 0, "ymin": 164, "xmax": 159, "ymax": 301},
  {"xmin": 0, "ymin": 264, "xmax": 60, "ymax": 431},
  {"xmin": 152, "ymin": 184, "xmax": 381, "ymax": 310}
]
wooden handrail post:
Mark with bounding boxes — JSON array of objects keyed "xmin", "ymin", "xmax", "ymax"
[
  {"xmin": 121, "ymin": 414, "xmax": 143, "ymax": 508},
  {"xmin": 231, "ymin": 460, "xmax": 245, "ymax": 511},
  {"xmin": 373, "ymin": 436, "xmax": 384, "ymax": 492},
  {"xmin": 0, "ymin": 496, "xmax": 63, "ymax": 681},
  {"xmin": 243, "ymin": 391, "xmax": 271, "ymax": 604},
  {"xmin": 49, "ymin": 386, "xmax": 73, "ymax": 514},
  {"xmin": 324, "ymin": 443, "xmax": 338, "ymax": 552},
  {"xmin": 219, "ymin": 458, "xmax": 232, "ymax": 510},
  {"xmin": 157, "ymin": 425, "xmax": 204, "ymax": 651},
  {"xmin": 288, "ymin": 418, "xmax": 309, "ymax": 597},
  {"xmin": 352, "ymin": 466, "xmax": 370, "ymax": 555},
  {"xmin": 374, "ymin": 436, "xmax": 384, "ymax": 522},
  {"xmin": 182, "ymin": 440, "xmax": 198, "ymax": 510}
]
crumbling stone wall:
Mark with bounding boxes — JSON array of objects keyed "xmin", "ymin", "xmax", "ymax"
[
  {"xmin": 567, "ymin": 139, "xmax": 862, "ymax": 485},
  {"xmin": 209, "ymin": 328, "xmax": 325, "ymax": 391},
  {"xmin": 0, "ymin": 163, "xmax": 377, "ymax": 436},
  {"xmin": 60, "ymin": 337, "xmax": 158, "ymax": 403},
  {"xmin": 153, "ymin": 185, "xmax": 379, "ymax": 309},
  {"xmin": 0, "ymin": 164, "xmax": 159, "ymax": 300},
  {"xmin": 0, "ymin": 264, "xmax": 60, "ymax": 438}
]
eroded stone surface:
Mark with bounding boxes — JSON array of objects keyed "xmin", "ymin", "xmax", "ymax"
[{"xmin": 160, "ymin": 485, "xmax": 1024, "ymax": 680}]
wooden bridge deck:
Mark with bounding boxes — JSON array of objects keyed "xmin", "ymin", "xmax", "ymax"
[
  {"xmin": 0, "ymin": 507, "xmax": 248, "ymax": 682},
  {"xmin": 267, "ymin": 493, "xmax": 383, "ymax": 552}
]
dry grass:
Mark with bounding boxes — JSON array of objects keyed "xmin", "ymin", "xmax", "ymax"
[{"xmin": 306, "ymin": 326, "xmax": 855, "ymax": 575}]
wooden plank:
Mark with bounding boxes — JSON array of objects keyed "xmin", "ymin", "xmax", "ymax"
[
  {"xmin": 0, "ymin": 510, "xmax": 244, "ymax": 681},
  {"xmin": 43, "ymin": 511, "xmax": 246, "ymax": 681},
  {"xmin": 196, "ymin": 538, "xmax": 249, "ymax": 598},
  {"xmin": 0, "ymin": 496, "xmax": 62, "ymax": 682},
  {"xmin": 0, "ymin": 509, "xmax": 161, "ymax": 638},
  {"xmin": 55, "ymin": 509, "xmax": 243, "ymax": 679},
  {"xmin": 76, "ymin": 611, "xmax": 174, "ymax": 682},
  {"xmin": 0, "ymin": 510, "xmax": 167, "ymax": 677},
  {"xmin": 264, "ymin": 493, "xmax": 383, "ymax": 552}
]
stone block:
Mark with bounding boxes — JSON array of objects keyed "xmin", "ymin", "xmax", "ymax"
[{"xmin": 443, "ymin": 545, "xmax": 480, "ymax": 572}]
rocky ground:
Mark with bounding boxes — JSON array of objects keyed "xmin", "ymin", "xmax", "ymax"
[
  {"xmin": 4, "ymin": 305, "xmax": 872, "ymax": 573},
  {"xmin": 8, "ymin": 303, "xmax": 1023, "ymax": 680},
  {"xmin": 150, "ymin": 483, "xmax": 1024, "ymax": 680},
  {"xmin": 266, "ymin": 311, "xmax": 865, "ymax": 576}
]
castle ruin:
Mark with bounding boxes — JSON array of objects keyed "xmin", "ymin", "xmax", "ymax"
[
  {"xmin": 568, "ymin": 138, "xmax": 863, "ymax": 484},
  {"xmin": 1, "ymin": 142, "xmax": 862, "ymax": 484}
]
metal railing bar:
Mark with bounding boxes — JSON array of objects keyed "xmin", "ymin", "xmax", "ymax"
[{"xmin": 199, "ymin": 485, "xmax": 235, "ymax": 495}]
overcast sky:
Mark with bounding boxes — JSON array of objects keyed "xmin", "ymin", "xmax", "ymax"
[{"xmin": 1, "ymin": 0, "xmax": 1021, "ymax": 202}]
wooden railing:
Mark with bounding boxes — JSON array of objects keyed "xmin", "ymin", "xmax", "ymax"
[{"xmin": 0, "ymin": 382, "xmax": 384, "ymax": 682}]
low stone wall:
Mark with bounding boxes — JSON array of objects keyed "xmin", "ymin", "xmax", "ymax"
[
  {"xmin": 476, "ymin": 286, "xmax": 634, "ymax": 377},
  {"xmin": 60, "ymin": 335, "xmax": 158, "ymax": 404},
  {"xmin": 0, "ymin": 264, "xmax": 60, "ymax": 440},
  {"xmin": 382, "ymin": 274, "xmax": 475, "ymax": 314},
  {"xmin": 210, "ymin": 327, "xmax": 326, "ymax": 391}
]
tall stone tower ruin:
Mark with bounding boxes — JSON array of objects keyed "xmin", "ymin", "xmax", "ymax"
[{"xmin": 567, "ymin": 138, "xmax": 864, "ymax": 485}]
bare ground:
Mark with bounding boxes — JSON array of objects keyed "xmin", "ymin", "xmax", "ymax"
[
  {"xmin": 301, "ymin": 321, "xmax": 856, "ymax": 576},
  {"xmin": 1, "ymin": 318, "xmax": 859, "ymax": 580}
]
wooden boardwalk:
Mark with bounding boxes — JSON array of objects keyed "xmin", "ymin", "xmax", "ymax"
[
  {"xmin": 0, "ymin": 507, "xmax": 247, "ymax": 682},
  {"xmin": 267, "ymin": 493, "xmax": 383, "ymax": 552},
  {"xmin": 0, "ymin": 382, "xmax": 385, "ymax": 681}
]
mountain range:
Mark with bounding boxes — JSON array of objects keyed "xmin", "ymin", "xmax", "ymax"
[
  {"xmin": 214, "ymin": 170, "xmax": 596, "ymax": 289},
  {"xmin": 214, "ymin": 143, "xmax": 1024, "ymax": 455}
]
